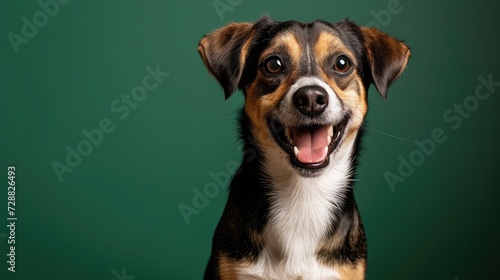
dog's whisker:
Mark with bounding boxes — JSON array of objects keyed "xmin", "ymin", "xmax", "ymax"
[
  {"xmin": 205, "ymin": 108, "xmax": 241, "ymax": 122},
  {"xmin": 370, "ymin": 128, "xmax": 413, "ymax": 143},
  {"xmin": 216, "ymin": 138, "xmax": 242, "ymax": 156}
]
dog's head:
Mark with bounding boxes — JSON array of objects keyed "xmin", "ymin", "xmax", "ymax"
[{"xmin": 198, "ymin": 17, "xmax": 410, "ymax": 176}]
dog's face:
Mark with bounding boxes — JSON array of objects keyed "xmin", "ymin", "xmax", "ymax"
[{"xmin": 199, "ymin": 17, "xmax": 410, "ymax": 176}]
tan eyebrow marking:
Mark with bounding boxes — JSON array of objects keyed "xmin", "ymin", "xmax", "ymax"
[
  {"xmin": 314, "ymin": 31, "xmax": 356, "ymax": 66},
  {"xmin": 260, "ymin": 32, "xmax": 302, "ymax": 66}
]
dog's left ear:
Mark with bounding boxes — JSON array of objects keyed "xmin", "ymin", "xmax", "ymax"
[
  {"xmin": 198, "ymin": 22, "xmax": 255, "ymax": 100},
  {"xmin": 361, "ymin": 27, "xmax": 411, "ymax": 98}
]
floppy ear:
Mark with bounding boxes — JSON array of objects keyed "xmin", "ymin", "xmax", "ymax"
[
  {"xmin": 361, "ymin": 27, "xmax": 411, "ymax": 98},
  {"xmin": 198, "ymin": 22, "xmax": 254, "ymax": 99}
]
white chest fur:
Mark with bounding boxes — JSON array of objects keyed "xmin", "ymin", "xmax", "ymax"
[{"xmin": 238, "ymin": 141, "xmax": 354, "ymax": 280}]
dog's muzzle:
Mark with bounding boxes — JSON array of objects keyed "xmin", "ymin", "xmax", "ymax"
[{"xmin": 268, "ymin": 83, "xmax": 349, "ymax": 171}]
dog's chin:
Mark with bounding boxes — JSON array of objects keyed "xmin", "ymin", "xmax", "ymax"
[
  {"xmin": 268, "ymin": 116, "xmax": 349, "ymax": 177},
  {"xmin": 291, "ymin": 165, "xmax": 328, "ymax": 178}
]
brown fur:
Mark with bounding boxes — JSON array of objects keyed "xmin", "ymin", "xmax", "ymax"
[{"xmin": 335, "ymin": 261, "xmax": 367, "ymax": 280}]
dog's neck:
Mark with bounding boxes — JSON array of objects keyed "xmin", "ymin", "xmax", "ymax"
[{"xmin": 253, "ymin": 136, "xmax": 357, "ymax": 273}]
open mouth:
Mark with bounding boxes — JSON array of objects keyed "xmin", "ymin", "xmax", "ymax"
[{"xmin": 268, "ymin": 116, "xmax": 349, "ymax": 170}]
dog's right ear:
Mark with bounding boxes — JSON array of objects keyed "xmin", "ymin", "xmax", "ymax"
[{"xmin": 198, "ymin": 22, "xmax": 255, "ymax": 100}]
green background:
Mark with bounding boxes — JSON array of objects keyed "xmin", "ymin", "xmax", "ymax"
[{"xmin": 1, "ymin": 0, "xmax": 499, "ymax": 279}]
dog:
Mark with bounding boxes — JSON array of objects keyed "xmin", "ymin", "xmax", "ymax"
[{"xmin": 198, "ymin": 16, "xmax": 410, "ymax": 280}]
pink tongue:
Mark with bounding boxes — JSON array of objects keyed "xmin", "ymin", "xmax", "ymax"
[{"xmin": 293, "ymin": 126, "xmax": 329, "ymax": 164}]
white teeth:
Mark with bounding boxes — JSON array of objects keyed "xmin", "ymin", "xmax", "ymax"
[
  {"xmin": 327, "ymin": 135, "xmax": 332, "ymax": 144},
  {"xmin": 324, "ymin": 146, "xmax": 328, "ymax": 154},
  {"xmin": 328, "ymin": 126, "xmax": 334, "ymax": 137},
  {"xmin": 294, "ymin": 146, "xmax": 299, "ymax": 157}
]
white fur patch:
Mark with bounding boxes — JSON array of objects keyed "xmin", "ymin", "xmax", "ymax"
[{"xmin": 238, "ymin": 134, "xmax": 357, "ymax": 279}]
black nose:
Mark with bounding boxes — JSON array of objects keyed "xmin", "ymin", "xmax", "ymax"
[{"xmin": 292, "ymin": 86, "xmax": 329, "ymax": 117}]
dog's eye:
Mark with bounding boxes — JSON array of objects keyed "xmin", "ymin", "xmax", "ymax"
[
  {"xmin": 264, "ymin": 57, "xmax": 284, "ymax": 75},
  {"xmin": 333, "ymin": 56, "xmax": 351, "ymax": 73}
]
